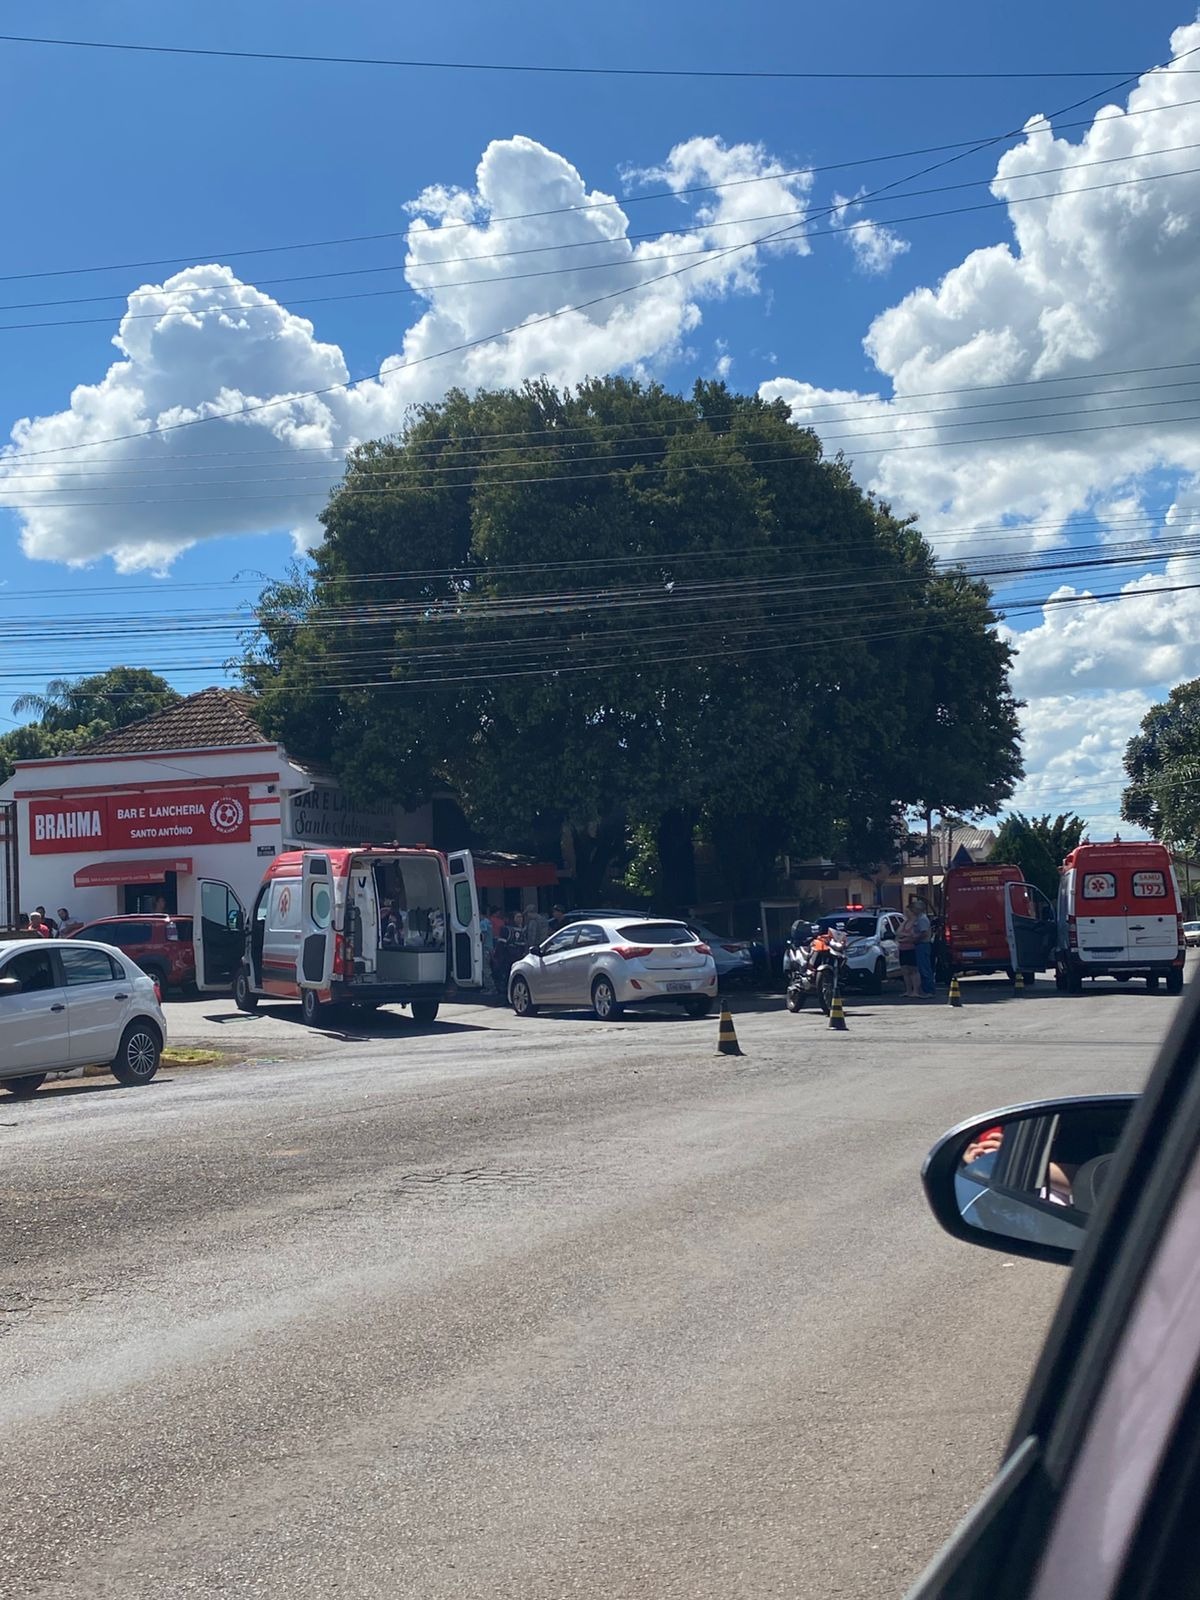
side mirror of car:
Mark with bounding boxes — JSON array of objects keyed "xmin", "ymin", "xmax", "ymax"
[
  {"xmin": 922, "ymin": 1094, "xmax": 1138, "ymax": 1265},
  {"xmin": 529, "ymin": 944, "xmax": 543, "ymax": 959},
  {"xmin": 0, "ymin": 975, "xmax": 20, "ymax": 997}
]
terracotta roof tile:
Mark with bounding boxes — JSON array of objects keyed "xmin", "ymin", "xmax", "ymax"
[{"xmin": 75, "ymin": 687, "xmax": 270, "ymax": 756}]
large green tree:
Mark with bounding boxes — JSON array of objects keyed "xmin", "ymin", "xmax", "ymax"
[
  {"xmin": 244, "ymin": 377, "xmax": 1021, "ymax": 904},
  {"xmin": 1122, "ymin": 678, "xmax": 1200, "ymax": 848},
  {"xmin": 990, "ymin": 811, "xmax": 1088, "ymax": 902},
  {"xmin": 1, "ymin": 667, "xmax": 181, "ymax": 785}
]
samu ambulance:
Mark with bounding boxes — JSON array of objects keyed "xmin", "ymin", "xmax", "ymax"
[
  {"xmin": 1055, "ymin": 839, "xmax": 1185, "ymax": 994},
  {"xmin": 217, "ymin": 845, "xmax": 483, "ymax": 1025}
]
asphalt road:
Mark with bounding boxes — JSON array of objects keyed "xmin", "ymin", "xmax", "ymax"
[{"xmin": 0, "ymin": 971, "xmax": 1180, "ymax": 1599}]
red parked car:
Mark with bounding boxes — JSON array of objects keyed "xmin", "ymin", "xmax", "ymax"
[{"xmin": 69, "ymin": 914, "xmax": 194, "ymax": 995}]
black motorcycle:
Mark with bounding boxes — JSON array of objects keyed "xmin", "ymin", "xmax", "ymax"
[{"xmin": 785, "ymin": 923, "xmax": 849, "ymax": 1016}]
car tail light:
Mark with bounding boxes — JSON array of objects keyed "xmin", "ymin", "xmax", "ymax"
[
  {"xmin": 1067, "ymin": 914, "xmax": 1078, "ymax": 950},
  {"xmin": 720, "ymin": 942, "xmax": 746, "ymax": 953},
  {"xmin": 165, "ymin": 922, "xmax": 178, "ymax": 941},
  {"xmin": 613, "ymin": 945, "xmax": 653, "ymax": 960},
  {"xmin": 694, "ymin": 942, "xmax": 712, "ymax": 955},
  {"xmin": 1176, "ymin": 914, "xmax": 1185, "ymax": 947},
  {"xmin": 334, "ymin": 932, "xmax": 353, "ymax": 978},
  {"xmin": 629, "ymin": 979, "xmax": 643, "ymax": 990}
]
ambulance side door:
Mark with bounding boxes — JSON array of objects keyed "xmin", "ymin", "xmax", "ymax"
[
  {"xmin": 299, "ymin": 854, "xmax": 337, "ymax": 990},
  {"xmin": 446, "ymin": 851, "xmax": 483, "ymax": 987}
]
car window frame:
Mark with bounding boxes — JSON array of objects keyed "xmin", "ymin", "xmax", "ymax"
[
  {"xmin": 58, "ymin": 945, "xmax": 124, "ymax": 986},
  {"xmin": 570, "ymin": 923, "xmax": 608, "ymax": 949},
  {"xmin": 0, "ymin": 946, "xmax": 62, "ymax": 994},
  {"xmin": 539, "ymin": 927, "xmax": 579, "ymax": 958}
]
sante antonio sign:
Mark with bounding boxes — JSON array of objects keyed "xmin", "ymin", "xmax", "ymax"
[{"xmin": 29, "ymin": 789, "xmax": 251, "ymax": 855}]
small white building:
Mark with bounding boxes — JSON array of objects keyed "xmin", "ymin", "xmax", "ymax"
[{"xmin": 0, "ymin": 687, "xmax": 435, "ymax": 925}]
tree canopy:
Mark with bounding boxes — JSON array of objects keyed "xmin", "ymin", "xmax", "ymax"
[
  {"xmin": 244, "ymin": 377, "xmax": 1021, "ymax": 904},
  {"xmin": 1122, "ymin": 678, "xmax": 1200, "ymax": 848},
  {"xmin": 989, "ymin": 811, "xmax": 1088, "ymax": 901},
  {"xmin": 1, "ymin": 667, "xmax": 181, "ymax": 785}
]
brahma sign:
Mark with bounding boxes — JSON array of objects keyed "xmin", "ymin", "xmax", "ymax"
[{"xmin": 29, "ymin": 789, "xmax": 251, "ymax": 854}]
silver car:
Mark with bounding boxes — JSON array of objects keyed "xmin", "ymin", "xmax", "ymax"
[
  {"xmin": 508, "ymin": 918, "xmax": 718, "ymax": 1020},
  {"xmin": 687, "ymin": 923, "xmax": 755, "ymax": 989}
]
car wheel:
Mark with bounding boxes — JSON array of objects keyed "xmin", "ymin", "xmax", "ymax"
[
  {"xmin": 300, "ymin": 987, "xmax": 325, "ymax": 1026},
  {"xmin": 1167, "ymin": 968, "xmax": 1185, "ymax": 995},
  {"xmin": 1, "ymin": 1074, "xmax": 47, "ymax": 1098},
  {"xmin": 591, "ymin": 975, "xmax": 622, "ymax": 1021},
  {"xmin": 110, "ymin": 1022, "xmax": 162, "ymax": 1086},
  {"xmin": 234, "ymin": 966, "xmax": 259, "ymax": 1013},
  {"xmin": 1065, "ymin": 967, "xmax": 1083, "ymax": 995},
  {"xmin": 1147, "ymin": 973, "xmax": 1162, "ymax": 992},
  {"xmin": 866, "ymin": 958, "xmax": 885, "ymax": 995},
  {"xmin": 510, "ymin": 976, "xmax": 537, "ymax": 1018},
  {"xmin": 1021, "ymin": 970, "xmax": 1036, "ymax": 988},
  {"xmin": 411, "ymin": 1000, "xmax": 440, "ymax": 1024},
  {"xmin": 1114, "ymin": 973, "xmax": 1132, "ymax": 983},
  {"xmin": 682, "ymin": 997, "xmax": 713, "ymax": 1019}
]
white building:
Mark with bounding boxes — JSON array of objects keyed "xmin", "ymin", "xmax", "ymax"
[{"xmin": 0, "ymin": 688, "xmax": 435, "ymax": 925}]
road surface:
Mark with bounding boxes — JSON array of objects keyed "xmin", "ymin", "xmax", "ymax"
[{"xmin": 0, "ymin": 974, "xmax": 1176, "ymax": 1598}]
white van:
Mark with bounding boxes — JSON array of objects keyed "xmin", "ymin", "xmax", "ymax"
[
  {"xmin": 1055, "ymin": 840, "xmax": 1185, "ymax": 994},
  {"xmin": 225, "ymin": 846, "xmax": 483, "ymax": 1025}
]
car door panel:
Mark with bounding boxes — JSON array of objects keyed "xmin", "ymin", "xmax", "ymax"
[
  {"xmin": 559, "ymin": 924, "xmax": 606, "ymax": 1005},
  {"xmin": 531, "ymin": 928, "xmax": 579, "ymax": 1003},
  {"xmin": 60, "ymin": 945, "xmax": 127, "ymax": 1065},
  {"xmin": 0, "ymin": 949, "xmax": 71, "ymax": 1072}
]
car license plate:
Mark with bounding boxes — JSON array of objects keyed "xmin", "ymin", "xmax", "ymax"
[
  {"xmin": 961, "ymin": 949, "xmax": 983, "ymax": 958},
  {"xmin": 666, "ymin": 981, "xmax": 691, "ymax": 993}
]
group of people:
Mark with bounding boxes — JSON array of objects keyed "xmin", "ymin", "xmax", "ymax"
[
  {"xmin": 16, "ymin": 906, "xmax": 81, "ymax": 939},
  {"xmin": 480, "ymin": 903, "xmax": 565, "ymax": 996},
  {"xmin": 896, "ymin": 895, "xmax": 936, "ymax": 999}
]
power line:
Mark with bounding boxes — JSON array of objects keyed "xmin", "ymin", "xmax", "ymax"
[
  {"xmin": 2, "ymin": 31, "xmax": 1197, "ymax": 81},
  {"xmin": 4, "ymin": 408, "xmax": 1200, "ymax": 509},
  {"xmin": 7, "ymin": 360, "xmax": 1200, "ymax": 479},
  {"xmin": 0, "ymin": 506, "xmax": 1195, "ymax": 605},
  {"xmin": 7, "ymin": 41, "xmax": 1192, "ymax": 466},
  {"xmin": 9, "ymin": 137, "xmax": 1196, "ymax": 321},
  {"xmin": 6, "ymin": 384, "xmax": 1200, "ymax": 488},
  {"xmin": 6, "ymin": 95, "xmax": 1196, "ymax": 290}
]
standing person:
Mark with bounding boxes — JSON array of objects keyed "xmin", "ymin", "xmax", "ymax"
[
  {"xmin": 548, "ymin": 904, "xmax": 566, "ymax": 934},
  {"xmin": 56, "ymin": 907, "xmax": 82, "ymax": 937},
  {"xmin": 896, "ymin": 904, "xmax": 922, "ymax": 998},
  {"xmin": 525, "ymin": 905, "xmax": 549, "ymax": 948},
  {"xmin": 35, "ymin": 906, "xmax": 57, "ymax": 936},
  {"xmin": 911, "ymin": 896, "xmax": 936, "ymax": 997},
  {"xmin": 27, "ymin": 911, "xmax": 50, "ymax": 938}
]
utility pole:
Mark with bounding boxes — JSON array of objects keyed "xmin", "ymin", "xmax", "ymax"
[{"xmin": 925, "ymin": 805, "xmax": 935, "ymax": 907}]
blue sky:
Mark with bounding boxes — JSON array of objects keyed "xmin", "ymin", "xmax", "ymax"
[{"xmin": 1, "ymin": 1, "xmax": 1199, "ymax": 829}]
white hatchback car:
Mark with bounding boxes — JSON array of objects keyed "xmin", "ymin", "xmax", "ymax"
[
  {"xmin": 0, "ymin": 938, "xmax": 167, "ymax": 1098},
  {"xmin": 508, "ymin": 917, "xmax": 718, "ymax": 1020}
]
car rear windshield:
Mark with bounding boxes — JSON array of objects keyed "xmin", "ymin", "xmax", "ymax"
[
  {"xmin": 816, "ymin": 915, "xmax": 877, "ymax": 937},
  {"xmin": 616, "ymin": 922, "xmax": 697, "ymax": 945}
]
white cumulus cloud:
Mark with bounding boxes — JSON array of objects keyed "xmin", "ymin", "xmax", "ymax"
[
  {"xmin": 830, "ymin": 189, "xmax": 910, "ymax": 274},
  {"xmin": 0, "ymin": 134, "xmax": 811, "ymax": 572}
]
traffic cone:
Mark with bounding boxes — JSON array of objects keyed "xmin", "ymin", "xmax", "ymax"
[
  {"xmin": 1014, "ymin": 970, "xmax": 1025, "ymax": 993},
  {"xmin": 828, "ymin": 991, "xmax": 848, "ymax": 1031},
  {"xmin": 716, "ymin": 1005, "xmax": 743, "ymax": 1056},
  {"xmin": 948, "ymin": 974, "xmax": 964, "ymax": 1008}
]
